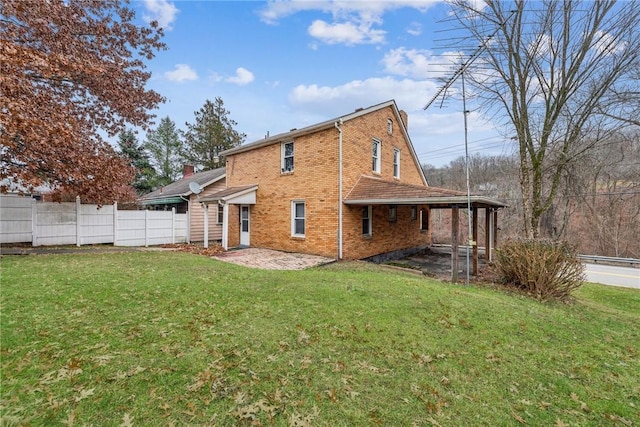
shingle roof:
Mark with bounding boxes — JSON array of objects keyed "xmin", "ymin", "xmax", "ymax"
[
  {"xmin": 221, "ymin": 100, "xmax": 405, "ymax": 157},
  {"xmin": 140, "ymin": 167, "xmax": 226, "ymax": 201},
  {"xmin": 344, "ymin": 176, "xmax": 506, "ymax": 208},
  {"xmin": 199, "ymin": 185, "xmax": 258, "ymax": 203}
]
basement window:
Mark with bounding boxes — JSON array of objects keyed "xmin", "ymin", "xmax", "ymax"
[{"xmin": 362, "ymin": 206, "xmax": 372, "ymax": 237}]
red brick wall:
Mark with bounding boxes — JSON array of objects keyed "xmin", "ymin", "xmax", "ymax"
[{"xmin": 225, "ymin": 105, "xmax": 431, "ymax": 259}]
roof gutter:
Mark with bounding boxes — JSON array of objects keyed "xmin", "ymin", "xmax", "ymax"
[{"xmin": 335, "ymin": 119, "xmax": 343, "ymax": 260}]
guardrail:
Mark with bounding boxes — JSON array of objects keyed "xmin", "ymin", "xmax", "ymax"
[{"xmin": 578, "ymin": 255, "xmax": 640, "ymax": 267}]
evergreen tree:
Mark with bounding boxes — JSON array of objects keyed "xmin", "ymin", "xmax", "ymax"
[
  {"xmin": 183, "ymin": 97, "xmax": 246, "ymax": 170},
  {"xmin": 144, "ymin": 117, "xmax": 183, "ymax": 186},
  {"xmin": 117, "ymin": 129, "xmax": 157, "ymax": 195}
]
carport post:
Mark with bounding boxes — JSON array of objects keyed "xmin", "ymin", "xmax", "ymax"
[
  {"xmin": 472, "ymin": 207, "xmax": 478, "ymax": 276},
  {"xmin": 451, "ymin": 206, "xmax": 459, "ymax": 283},
  {"xmin": 485, "ymin": 208, "xmax": 491, "ymax": 262}
]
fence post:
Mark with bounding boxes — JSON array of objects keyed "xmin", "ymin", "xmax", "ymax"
[
  {"xmin": 171, "ymin": 207, "xmax": 176, "ymax": 244},
  {"xmin": 31, "ymin": 198, "xmax": 38, "ymax": 247},
  {"xmin": 113, "ymin": 202, "xmax": 118, "ymax": 246},
  {"xmin": 145, "ymin": 209, "xmax": 149, "ymax": 247},
  {"xmin": 76, "ymin": 196, "xmax": 81, "ymax": 246}
]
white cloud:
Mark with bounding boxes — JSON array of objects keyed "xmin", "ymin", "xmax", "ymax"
[
  {"xmin": 308, "ymin": 19, "xmax": 385, "ymax": 45},
  {"xmin": 593, "ymin": 30, "xmax": 627, "ymax": 56},
  {"xmin": 259, "ymin": 0, "xmax": 439, "ymax": 46},
  {"xmin": 164, "ymin": 64, "xmax": 198, "ymax": 82},
  {"xmin": 143, "ymin": 0, "xmax": 179, "ymax": 30},
  {"xmin": 225, "ymin": 67, "xmax": 255, "ymax": 86},
  {"xmin": 289, "ymin": 76, "xmax": 438, "ymax": 115},
  {"xmin": 382, "ymin": 48, "xmax": 462, "ymax": 80},
  {"xmin": 406, "ymin": 22, "xmax": 422, "ymax": 36}
]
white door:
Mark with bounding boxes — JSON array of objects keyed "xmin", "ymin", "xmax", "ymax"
[{"xmin": 240, "ymin": 205, "xmax": 250, "ymax": 246}]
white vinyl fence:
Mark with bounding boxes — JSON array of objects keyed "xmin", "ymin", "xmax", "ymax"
[{"xmin": 0, "ymin": 194, "xmax": 187, "ymax": 247}]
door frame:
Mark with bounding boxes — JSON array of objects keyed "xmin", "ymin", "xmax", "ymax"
[{"xmin": 240, "ymin": 205, "xmax": 250, "ymax": 246}]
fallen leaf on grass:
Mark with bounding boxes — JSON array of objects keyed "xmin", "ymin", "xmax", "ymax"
[
  {"xmin": 120, "ymin": 412, "xmax": 133, "ymax": 427},
  {"xmin": 512, "ymin": 412, "xmax": 527, "ymax": 424},
  {"xmin": 74, "ymin": 388, "xmax": 95, "ymax": 402}
]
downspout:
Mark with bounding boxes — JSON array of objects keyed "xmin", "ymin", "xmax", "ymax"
[{"xmin": 335, "ymin": 119, "xmax": 343, "ymax": 259}]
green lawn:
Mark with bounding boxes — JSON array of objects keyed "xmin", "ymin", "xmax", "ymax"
[{"xmin": 1, "ymin": 251, "xmax": 638, "ymax": 426}]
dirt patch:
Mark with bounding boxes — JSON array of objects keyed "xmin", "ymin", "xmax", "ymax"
[{"xmin": 160, "ymin": 243, "xmax": 225, "ymax": 257}]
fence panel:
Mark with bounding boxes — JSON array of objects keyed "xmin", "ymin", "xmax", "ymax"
[
  {"xmin": 175, "ymin": 214, "xmax": 188, "ymax": 243},
  {"xmin": 79, "ymin": 204, "xmax": 115, "ymax": 245},
  {"xmin": 115, "ymin": 210, "xmax": 147, "ymax": 246},
  {"xmin": 0, "ymin": 195, "xmax": 33, "ymax": 243},
  {"xmin": 34, "ymin": 202, "xmax": 76, "ymax": 246},
  {"xmin": 1, "ymin": 195, "xmax": 190, "ymax": 247}
]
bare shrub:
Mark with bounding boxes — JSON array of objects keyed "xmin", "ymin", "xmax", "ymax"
[{"xmin": 495, "ymin": 239, "xmax": 584, "ymax": 301}]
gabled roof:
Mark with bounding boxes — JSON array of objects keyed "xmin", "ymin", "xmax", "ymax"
[
  {"xmin": 344, "ymin": 176, "xmax": 506, "ymax": 208},
  {"xmin": 220, "ymin": 100, "xmax": 426, "ymax": 184},
  {"xmin": 199, "ymin": 185, "xmax": 258, "ymax": 203},
  {"xmin": 140, "ymin": 167, "xmax": 226, "ymax": 202}
]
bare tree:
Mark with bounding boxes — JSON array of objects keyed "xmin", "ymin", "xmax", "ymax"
[{"xmin": 448, "ymin": 0, "xmax": 640, "ymax": 237}]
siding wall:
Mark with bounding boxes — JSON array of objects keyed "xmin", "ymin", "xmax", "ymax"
[
  {"xmin": 225, "ymin": 105, "xmax": 432, "ymax": 259},
  {"xmin": 188, "ymin": 179, "xmax": 226, "ymax": 242}
]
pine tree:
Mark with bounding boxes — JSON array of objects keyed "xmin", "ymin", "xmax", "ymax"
[
  {"xmin": 144, "ymin": 117, "xmax": 183, "ymax": 187},
  {"xmin": 117, "ymin": 129, "xmax": 158, "ymax": 194},
  {"xmin": 183, "ymin": 97, "xmax": 246, "ymax": 170}
]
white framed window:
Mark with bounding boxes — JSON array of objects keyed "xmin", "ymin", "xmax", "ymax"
[
  {"xmin": 372, "ymin": 138, "xmax": 381, "ymax": 173},
  {"xmin": 393, "ymin": 148, "xmax": 400, "ymax": 179},
  {"xmin": 388, "ymin": 205, "xmax": 397, "ymax": 222},
  {"xmin": 217, "ymin": 205, "xmax": 224, "ymax": 224},
  {"xmin": 281, "ymin": 141, "xmax": 294, "ymax": 173},
  {"xmin": 362, "ymin": 206, "xmax": 372, "ymax": 236},
  {"xmin": 387, "ymin": 119, "xmax": 393, "ymax": 135},
  {"xmin": 291, "ymin": 200, "xmax": 305, "ymax": 237}
]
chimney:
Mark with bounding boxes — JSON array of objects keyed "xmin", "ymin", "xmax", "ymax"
[
  {"xmin": 182, "ymin": 164, "xmax": 195, "ymax": 178},
  {"xmin": 399, "ymin": 110, "xmax": 408, "ymax": 130}
]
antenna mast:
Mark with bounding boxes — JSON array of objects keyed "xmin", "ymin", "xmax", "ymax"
[{"xmin": 424, "ymin": 10, "xmax": 515, "ymax": 285}]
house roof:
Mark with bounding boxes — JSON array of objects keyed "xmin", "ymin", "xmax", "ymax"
[
  {"xmin": 220, "ymin": 100, "xmax": 427, "ymax": 185},
  {"xmin": 344, "ymin": 176, "xmax": 506, "ymax": 208},
  {"xmin": 140, "ymin": 167, "xmax": 226, "ymax": 202},
  {"xmin": 199, "ymin": 185, "xmax": 258, "ymax": 203}
]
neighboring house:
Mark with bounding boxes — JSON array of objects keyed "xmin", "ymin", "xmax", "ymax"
[
  {"xmin": 200, "ymin": 99, "xmax": 504, "ymax": 261},
  {"xmin": 140, "ymin": 166, "xmax": 226, "ymax": 243}
]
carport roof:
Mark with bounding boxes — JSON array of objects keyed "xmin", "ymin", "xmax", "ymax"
[{"xmin": 344, "ymin": 176, "xmax": 506, "ymax": 208}]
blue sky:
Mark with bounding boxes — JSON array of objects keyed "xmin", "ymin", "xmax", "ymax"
[{"xmin": 132, "ymin": 0, "xmax": 511, "ymax": 167}]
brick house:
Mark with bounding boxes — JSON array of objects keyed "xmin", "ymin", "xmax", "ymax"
[
  {"xmin": 200, "ymin": 100, "xmax": 504, "ymax": 263},
  {"xmin": 140, "ymin": 166, "xmax": 226, "ymax": 243}
]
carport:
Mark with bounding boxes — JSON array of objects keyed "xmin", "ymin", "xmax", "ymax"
[{"xmin": 344, "ymin": 176, "xmax": 506, "ymax": 282}]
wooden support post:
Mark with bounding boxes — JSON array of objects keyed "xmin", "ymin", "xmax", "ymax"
[
  {"xmin": 493, "ymin": 210, "xmax": 499, "ymax": 250},
  {"xmin": 451, "ymin": 206, "xmax": 459, "ymax": 283},
  {"xmin": 472, "ymin": 207, "xmax": 478, "ymax": 276},
  {"xmin": 485, "ymin": 208, "xmax": 491, "ymax": 262}
]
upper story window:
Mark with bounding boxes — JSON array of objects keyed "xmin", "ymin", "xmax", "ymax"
[
  {"xmin": 387, "ymin": 119, "xmax": 393, "ymax": 135},
  {"xmin": 393, "ymin": 148, "xmax": 400, "ymax": 179},
  {"xmin": 372, "ymin": 138, "xmax": 381, "ymax": 173},
  {"xmin": 281, "ymin": 141, "xmax": 294, "ymax": 173}
]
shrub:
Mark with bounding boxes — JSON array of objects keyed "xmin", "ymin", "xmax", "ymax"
[{"xmin": 494, "ymin": 239, "xmax": 584, "ymax": 301}]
